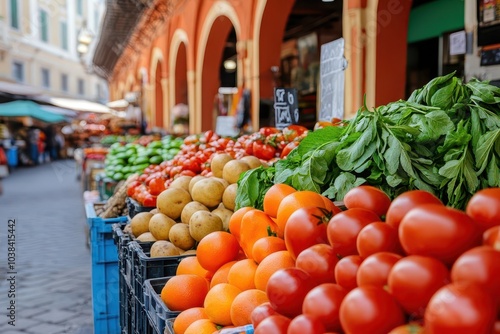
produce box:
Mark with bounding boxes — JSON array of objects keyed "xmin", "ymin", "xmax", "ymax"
[
  {"xmin": 112, "ymin": 223, "xmax": 132, "ymax": 286},
  {"xmin": 85, "ymin": 203, "xmax": 129, "ymax": 334},
  {"xmin": 126, "ymin": 196, "xmax": 155, "ymax": 218},
  {"xmin": 131, "ymin": 294, "xmax": 153, "ymax": 334},
  {"xmin": 129, "ymin": 241, "xmax": 194, "ymax": 303},
  {"xmin": 119, "ymin": 272, "xmax": 133, "ymax": 334},
  {"xmin": 143, "ymin": 277, "xmax": 180, "ymax": 334}
]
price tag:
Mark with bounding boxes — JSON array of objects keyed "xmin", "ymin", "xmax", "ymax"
[
  {"xmin": 319, "ymin": 38, "xmax": 346, "ymax": 122},
  {"xmin": 274, "ymin": 88, "xmax": 299, "ymax": 129}
]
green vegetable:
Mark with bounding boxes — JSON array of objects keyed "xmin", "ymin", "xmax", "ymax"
[{"xmin": 235, "ymin": 166, "xmax": 276, "ymax": 211}]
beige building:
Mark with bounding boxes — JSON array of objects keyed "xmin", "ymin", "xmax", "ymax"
[{"xmin": 0, "ymin": 0, "xmax": 107, "ymax": 102}]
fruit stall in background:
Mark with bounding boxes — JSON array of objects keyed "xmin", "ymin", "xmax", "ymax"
[{"xmin": 84, "ymin": 74, "xmax": 500, "ymax": 334}]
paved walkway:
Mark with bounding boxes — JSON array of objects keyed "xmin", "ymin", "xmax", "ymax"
[{"xmin": 0, "ymin": 160, "xmax": 93, "ymax": 334}]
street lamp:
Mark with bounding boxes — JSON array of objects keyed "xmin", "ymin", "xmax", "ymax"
[{"xmin": 77, "ymin": 21, "xmax": 94, "ymax": 72}]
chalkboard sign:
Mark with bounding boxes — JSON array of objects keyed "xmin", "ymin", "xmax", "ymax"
[
  {"xmin": 319, "ymin": 38, "xmax": 346, "ymax": 121},
  {"xmin": 274, "ymin": 88, "xmax": 299, "ymax": 129}
]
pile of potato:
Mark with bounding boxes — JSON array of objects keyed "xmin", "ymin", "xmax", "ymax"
[{"xmin": 127, "ymin": 153, "xmax": 264, "ymax": 258}]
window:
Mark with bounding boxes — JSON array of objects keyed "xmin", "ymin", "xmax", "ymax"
[
  {"xmin": 41, "ymin": 68, "xmax": 50, "ymax": 88},
  {"xmin": 60, "ymin": 22, "xmax": 68, "ymax": 50},
  {"xmin": 10, "ymin": 0, "xmax": 19, "ymax": 29},
  {"xmin": 61, "ymin": 74, "xmax": 68, "ymax": 92},
  {"xmin": 40, "ymin": 9, "xmax": 49, "ymax": 42},
  {"xmin": 12, "ymin": 62, "xmax": 24, "ymax": 82},
  {"xmin": 77, "ymin": 0, "xmax": 83, "ymax": 16},
  {"xmin": 78, "ymin": 78, "xmax": 85, "ymax": 96}
]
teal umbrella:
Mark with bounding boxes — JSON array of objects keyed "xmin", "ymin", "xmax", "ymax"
[{"xmin": 0, "ymin": 100, "xmax": 67, "ymax": 123}]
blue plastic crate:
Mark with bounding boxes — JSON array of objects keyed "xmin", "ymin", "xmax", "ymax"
[
  {"xmin": 143, "ymin": 277, "xmax": 180, "ymax": 334},
  {"xmin": 86, "ymin": 203, "xmax": 129, "ymax": 334},
  {"xmin": 7, "ymin": 147, "xmax": 18, "ymax": 167}
]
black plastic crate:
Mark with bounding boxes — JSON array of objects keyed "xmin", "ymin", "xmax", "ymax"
[
  {"xmin": 126, "ymin": 197, "xmax": 155, "ymax": 218},
  {"xmin": 132, "ymin": 294, "xmax": 153, "ymax": 334},
  {"xmin": 119, "ymin": 272, "xmax": 133, "ymax": 334},
  {"xmin": 143, "ymin": 277, "xmax": 180, "ymax": 334},
  {"xmin": 129, "ymin": 241, "xmax": 194, "ymax": 304}
]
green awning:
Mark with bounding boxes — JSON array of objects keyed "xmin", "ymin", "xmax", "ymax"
[
  {"xmin": 0, "ymin": 100, "xmax": 67, "ymax": 123},
  {"xmin": 408, "ymin": 0, "xmax": 465, "ymax": 43}
]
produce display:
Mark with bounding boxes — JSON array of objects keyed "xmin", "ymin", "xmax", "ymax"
[
  {"xmin": 126, "ymin": 127, "xmax": 307, "ymax": 207},
  {"xmin": 88, "ymin": 73, "xmax": 500, "ymax": 334},
  {"xmin": 104, "ymin": 136, "xmax": 184, "ymax": 182},
  {"xmin": 237, "ymin": 74, "xmax": 500, "ymax": 211},
  {"xmin": 154, "ymin": 184, "xmax": 500, "ymax": 333}
]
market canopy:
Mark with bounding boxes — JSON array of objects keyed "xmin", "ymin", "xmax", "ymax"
[
  {"xmin": 0, "ymin": 80, "xmax": 42, "ymax": 96},
  {"xmin": 0, "ymin": 100, "xmax": 68, "ymax": 123},
  {"xmin": 42, "ymin": 97, "xmax": 112, "ymax": 113}
]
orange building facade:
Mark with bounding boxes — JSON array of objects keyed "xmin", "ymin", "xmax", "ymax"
[{"xmin": 105, "ymin": 0, "xmax": 412, "ymax": 134}]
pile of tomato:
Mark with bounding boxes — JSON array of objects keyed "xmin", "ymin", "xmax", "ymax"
[
  {"xmin": 126, "ymin": 126, "xmax": 308, "ymax": 207},
  {"xmin": 252, "ymin": 186, "xmax": 500, "ymax": 334}
]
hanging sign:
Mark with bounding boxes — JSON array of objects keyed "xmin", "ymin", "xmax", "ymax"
[
  {"xmin": 274, "ymin": 88, "xmax": 299, "ymax": 129},
  {"xmin": 319, "ymin": 38, "xmax": 347, "ymax": 121}
]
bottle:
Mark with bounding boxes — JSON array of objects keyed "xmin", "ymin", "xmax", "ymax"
[{"xmin": 218, "ymin": 324, "xmax": 254, "ymax": 334}]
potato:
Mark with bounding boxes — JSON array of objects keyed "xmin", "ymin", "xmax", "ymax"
[
  {"xmin": 222, "ymin": 183, "xmax": 238, "ymax": 211},
  {"xmin": 240, "ymin": 155, "xmax": 263, "ymax": 169},
  {"xmin": 181, "ymin": 201, "xmax": 210, "ymax": 224},
  {"xmin": 183, "ymin": 249, "xmax": 197, "ymax": 255},
  {"xmin": 188, "ymin": 175, "xmax": 206, "ymax": 195},
  {"xmin": 136, "ymin": 232, "xmax": 157, "ymax": 242},
  {"xmin": 124, "ymin": 224, "xmax": 133, "ymax": 234},
  {"xmin": 169, "ymin": 175, "xmax": 193, "ymax": 193},
  {"xmin": 149, "ymin": 213, "xmax": 176, "ymax": 240},
  {"xmin": 222, "ymin": 160, "xmax": 251, "ymax": 184},
  {"xmin": 130, "ymin": 212, "xmax": 153, "ymax": 237},
  {"xmin": 190, "ymin": 178, "xmax": 225, "ymax": 208},
  {"xmin": 149, "ymin": 208, "xmax": 159, "ymax": 215},
  {"xmin": 169, "ymin": 223, "xmax": 196, "ymax": 251},
  {"xmin": 212, "ymin": 177, "xmax": 229, "ymax": 189},
  {"xmin": 157, "ymin": 187, "xmax": 192, "ymax": 220},
  {"xmin": 150, "ymin": 240, "xmax": 180, "ymax": 258},
  {"xmin": 189, "ymin": 211, "xmax": 223, "ymax": 242},
  {"xmin": 210, "ymin": 153, "xmax": 234, "ymax": 178},
  {"xmin": 212, "ymin": 206, "xmax": 233, "ymax": 231}
]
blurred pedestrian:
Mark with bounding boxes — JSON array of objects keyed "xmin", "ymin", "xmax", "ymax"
[{"xmin": 55, "ymin": 129, "xmax": 65, "ymax": 159}]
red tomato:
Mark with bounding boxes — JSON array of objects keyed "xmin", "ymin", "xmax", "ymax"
[
  {"xmin": 356, "ymin": 222, "xmax": 404, "ymax": 258},
  {"xmin": 388, "ymin": 324, "xmax": 424, "ymax": 334},
  {"xmin": 280, "ymin": 141, "xmax": 299, "ymax": 159},
  {"xmin": 287, "ymin": 314, "xmax": 325, "ymax": 334},
  {"xmin": 295, "ymin": 244, "xmax": 338, "ymax": 285},
  {"xmin": 327, "ymin": 208, "xmax": 381, "ymax": 257},
  {"xmin": 284, "ymin": 206, "xmax": 330, "ymax": 260},
  {"xmin": 495, "ymin": 321, "xmax": 500, "ymax": 334},
  {"xmin": 483, "ymin": 225, "xmax": 500, "ymax": 250},
  {"xmin": 266, "ymin": 268, "xmax": 316, "ymax": 318},
  {"xmin": 339, "ymin": 286, "xmax": 405, "ymax": 334},
  {"xmin": 451, "ymin": 245, "xmax": 500, "ymax": 313},
  {"xmin": 148, "ymin": 177, "xmax": 165, "ymax": 196},
  {"xmin": 143, "ymin": 195, "xmax": 156, "ymax": 207},
  {"xmin": 250, "ymin": 302, "xmax": 277, "ymax": 328},
  {"xmin": 356, "ymin": 252, "xmax": 402, "ymax": 288},
  {"xmin": 388, "ymin": 255, "xmax": 450, "ymax": 317},
  {"xmin": 334, "ymin": 255, "xmax": 363, "ymax": 291},
  {"xmin": 254, "ymin": 314, "xmax": 291, "ymax": 334},
  {"xmin": 386, "ymin": 190, "xmax": 443, "ymax": 230},
  {"xmin": 253, "ymin": 141, "xmax": 276, "ymax": 160},
  {"xmin": 343, "ymin": 185, "xmax": 392, "ymax": 218},
  {"xmin": 259, "ymin": 127, "xmax": 280, "ymax": 137},
  {"xmin": 466, "ymin": 188, "xmax": 500, "ymax": 232},
  {"xmin": 399, "ymin": 204, "xmax": 481, "ymax": 266},
  {"xmin": 302, "ymin": 283, "xmax": 347, "ymax": 332},
  {"xmin": 126, "ymin": 180, "xmax": 142, "ymax": 197},
  {"xmin": 424, "ymin": 282, "xmax": 496, "ymax": 334}
]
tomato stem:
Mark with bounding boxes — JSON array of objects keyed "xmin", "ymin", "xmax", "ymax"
[
  {"xmin": 313, "ymin": 207, "xmax": 334, "ymax": 225},
  {"xmin": 267, "ymin": 225, "xmax": 277, "ymax": 237}
]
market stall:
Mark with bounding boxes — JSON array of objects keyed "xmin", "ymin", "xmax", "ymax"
[{"xmin": 84, "ymin": 74, "xmax": 500, "ymax": 334}]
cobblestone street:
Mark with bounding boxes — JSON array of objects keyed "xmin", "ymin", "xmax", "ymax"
[{"xmin": 0, "ymin": 160, "xmax": 93, "ymax": 334}]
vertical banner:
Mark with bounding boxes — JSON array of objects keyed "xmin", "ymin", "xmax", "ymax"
[
  {"xmin": 274, "ymin": 88, "xmax": 299, "ymax": 129},
  {"xmin": 319, "ymin": 38, "xmax": 347, "ymax": 121}
]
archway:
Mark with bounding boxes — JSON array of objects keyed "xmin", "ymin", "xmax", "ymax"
[
  {"xmin": 196, "ymin": 2, "xmax": 241, "ymax": 133},
  {"xmin": 155, "ymin": 61, "xmax": 164, "ymax": 128},
  {"xmin": 175, "ymin": 42, "xmax": 188, "ymax": 105}
]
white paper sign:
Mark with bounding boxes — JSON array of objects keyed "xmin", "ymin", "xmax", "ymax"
[
  {"xmin": 449, "ymin": 30, "xmax": 466, "ymax": 56},
  {"xmin": 215, "ymin": 116, "xmax": 239, "ymax": 137}
]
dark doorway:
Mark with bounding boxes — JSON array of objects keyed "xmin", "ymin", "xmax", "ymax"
[{"xmin": 406, "ymin": 38, "xmax": 439, "ymax": 98}]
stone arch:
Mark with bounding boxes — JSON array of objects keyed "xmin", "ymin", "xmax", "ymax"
[
  {"xmin": 169, "ymin": 29, "xmax": 189, "ymax": 111},
  {"xmin": 151, "ymin": 47, "xmax": 166, "ymax": 128},
  {"xmin": 253, "ymin": 0, "xmax": 295, "ymax": 130},
  {"xmin": 195, "ymin": 1, "xmax": 242, "ymax": 133}
]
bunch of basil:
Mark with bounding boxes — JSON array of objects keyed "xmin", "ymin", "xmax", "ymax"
[{"xmin": 236, "ymin": 73, "xmax": 500, "ymax": 210}]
